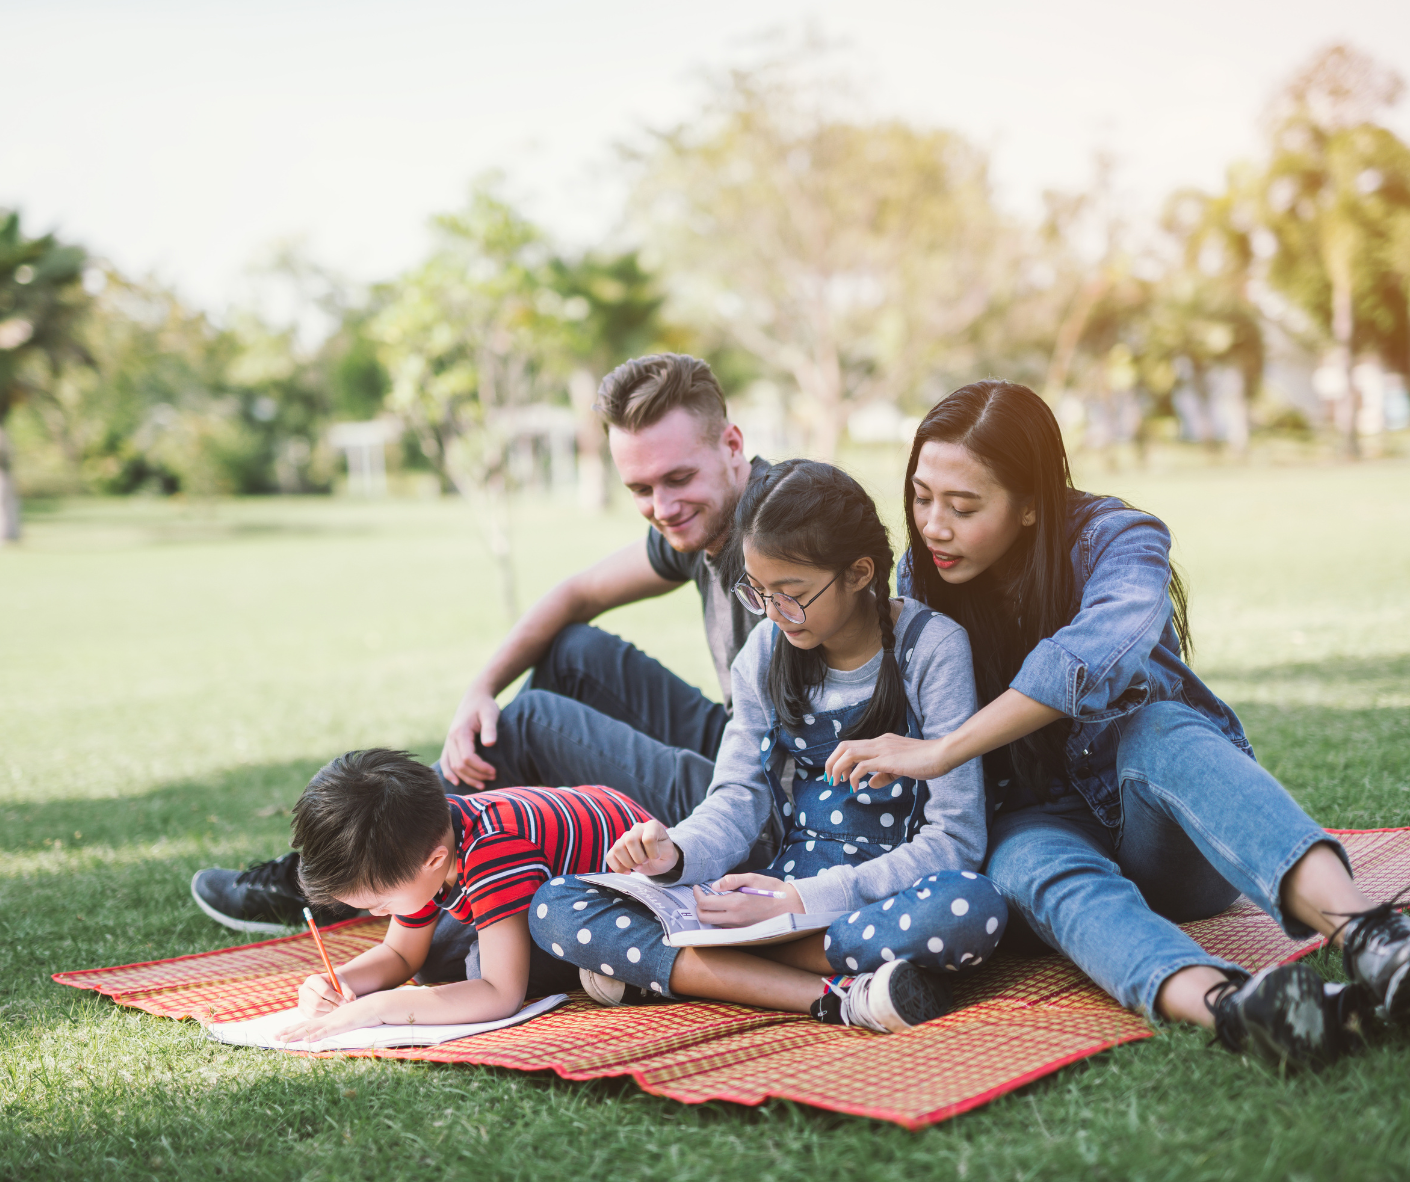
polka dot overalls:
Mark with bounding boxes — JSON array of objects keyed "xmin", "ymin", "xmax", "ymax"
[{"xmin": 529, "ymin": 611, "xmax": 1007, "ymax": 996}]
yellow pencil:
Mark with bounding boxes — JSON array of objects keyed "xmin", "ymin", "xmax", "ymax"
[{"xmin": 302, "ymin": 907, "xmax": 349, "ymax": 1001}]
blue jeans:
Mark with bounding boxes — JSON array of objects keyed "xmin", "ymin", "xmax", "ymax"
[
  {"xmin": 529, "ymin": 871, "xmax": 1007, "ymax": 997},
  {"xmin": 984, "ymin": 701, "xmax": 1348, "ymax": 1016}
]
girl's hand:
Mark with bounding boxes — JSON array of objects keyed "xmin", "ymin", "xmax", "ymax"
[
  {"xmin": 607, "ymin": 819, "xmax": 679, "ymax": 876},
  {"xmin": 825, "ymin": 734, "xmax": 951, "ymax": 790},
  {"xmin": 693, "ymin": 874, "xmax": 802, "ymax": 927},
  {"xmin": 276, "ymin": 996, "xmax": 380, "ymax": 1045},
  {"xmin": 296, "ymin": 971, "xmax": 357, "ymax": 1017}
]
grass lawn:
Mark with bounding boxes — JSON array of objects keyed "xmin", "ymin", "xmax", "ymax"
[{"xmin": 2, "ymin": 456, "xmax": 1409, "ymax": 1182}]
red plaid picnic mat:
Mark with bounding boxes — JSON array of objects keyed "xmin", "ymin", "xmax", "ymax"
[{"xmin": 53, "ymin": 828, "xmax": 1410, "ymax": 1129}]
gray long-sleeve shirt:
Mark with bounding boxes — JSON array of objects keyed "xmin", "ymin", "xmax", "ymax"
[{"xmin": 666, "ymin": 597, "xmax": 987, "ymax": 914}]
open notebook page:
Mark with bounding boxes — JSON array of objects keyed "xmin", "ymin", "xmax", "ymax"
[{"xmin": 205, "ymin": 992, "xmax": 568, "ymax": 1052}]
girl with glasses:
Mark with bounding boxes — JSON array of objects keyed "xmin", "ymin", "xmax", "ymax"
[{"xmin": 529, "ymin": 459, "xmax": 1005, "ymax": 1032}]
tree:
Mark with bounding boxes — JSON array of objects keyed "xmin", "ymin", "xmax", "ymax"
[
  {"xmin": 370, "ymin": 185, "xmax": 573, "ymax": 618},
  {"xmin": 630, "ymin": 58, "xmax": 1009, "ymax": 458},
  {"xmin": 0, "ymin": 212, "xmax": 88, "ymax": 540},
  {"xmin": 1258, "ymin": 45, "xmax": 1410, "ymax": 455}
]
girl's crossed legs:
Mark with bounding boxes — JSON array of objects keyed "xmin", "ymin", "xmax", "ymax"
[{"xmin": 529, "ymin": 870, "xmax": 1006, "ymax": 1017}]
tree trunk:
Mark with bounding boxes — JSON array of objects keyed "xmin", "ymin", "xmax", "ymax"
[
  {"xmin": 0, "ymin": 422, "xmax": 20, "ymax": 544},
  {"xmin": 1326, "ymin": 223, "xmax": 1360, "ymax": 459},
  {"xmin": 569, "ymin": 368, "xmax": 609, "ymax": 512}
]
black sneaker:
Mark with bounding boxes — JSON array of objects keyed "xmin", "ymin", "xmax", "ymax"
[
  {"xmin": 810, "ymin": 959, "xmax": 953, "ymax": 1033},
  {"xmin": 1205, "ymin": 963, "xmax": 1349, "ymax": 1072},
  {"xmin": 1340, "ymin": 900, "xmax": 1410, "ymax": 1021},
  {"xmin": 190, "ymin": 852, "xmax": 358, "ymax": 934}
]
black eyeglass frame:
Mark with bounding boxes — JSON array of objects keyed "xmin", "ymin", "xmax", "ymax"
[{"xmin": 732, "ymin": 571, "xmax": 841, "ymax": 625}]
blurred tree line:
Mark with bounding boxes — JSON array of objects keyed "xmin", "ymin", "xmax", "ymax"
[{"xmin": 4, "ymin": 41, "xmax": 1410, "ymax": 544}]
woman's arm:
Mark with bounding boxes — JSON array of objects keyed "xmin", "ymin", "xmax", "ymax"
[
  {"xmin": 826, "ymin": 688, "xmax": 1064, "ymax": 790},
  {"xmin": 278, "ymin": 914, "xmax": 532, "ymax": 1041}
]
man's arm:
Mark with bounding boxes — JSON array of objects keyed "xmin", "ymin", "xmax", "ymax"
[{"xmin": 441, "ymin": 537, "xmax": 683, "ymax": 787}]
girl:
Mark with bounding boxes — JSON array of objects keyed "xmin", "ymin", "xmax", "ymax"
[
  {"xmin": 827, "ymin": 379, "xmax": 1410, "ymax": 1068},
  {"xmin": 530, "ymin": 460, "xmax": 1007, "ymax": 1033}
]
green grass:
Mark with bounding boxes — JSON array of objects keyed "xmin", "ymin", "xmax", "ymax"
[{"xmin": 2, "ymin": 458, "xmax": 1409, "ymax": 1182}]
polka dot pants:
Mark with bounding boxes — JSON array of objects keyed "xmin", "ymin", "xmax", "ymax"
[
  {"xmin": 824, "ymin": 870, "xmax": 1007, "ymax": 976},
  {"xmin": 529, "ymin": 875, "xmax": 683, "ymax": 997}
]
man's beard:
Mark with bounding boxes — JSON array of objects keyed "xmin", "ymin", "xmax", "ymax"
[{"xmin": 665, "ymin": 498, "xmax": 733, "ymax": 554}]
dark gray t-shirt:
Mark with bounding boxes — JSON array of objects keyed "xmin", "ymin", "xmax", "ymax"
[{"xmin": 645, "ymin": 456, "xmax": 771, "ymax": 711}]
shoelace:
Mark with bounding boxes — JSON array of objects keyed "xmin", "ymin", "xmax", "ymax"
[
  {"xmin": 1202, "ymin": 972, "xmax": 1253, "ymax": 1052},
  {"xmin": 234, "ymin": 853, "xmax": 299, "ymax": 891},
  {"xmin": 825, "ymin": 974, "xmax": 889, "ymax": 1033},
  {"xmin": 1326, "ymin": 889, "xmax": 1410, "ymax": 963}
]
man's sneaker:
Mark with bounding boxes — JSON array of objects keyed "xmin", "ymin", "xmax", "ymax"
[
  {"xmin": 190, "ymin": 852, "xmax": 358, "ymax": 934},
  {"xmin": 1205, "ymin": 963, "xmax": 1349, "ymax": 1072},
  {"xmin": 1340, "ymin": 900, "xmax": 1410, "ymax": 1021},
  {"xmin": 577, "ymin": 967, "xmax": 673, "ymax": 1006},
  {"xmin": 809, "ymin": 959, "xmax": 953, "ymax": 1033}
]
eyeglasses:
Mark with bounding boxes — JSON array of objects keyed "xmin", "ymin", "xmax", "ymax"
[{"xmin": 733, "ymin": 572, "xmax": 840, "ymax": 625}]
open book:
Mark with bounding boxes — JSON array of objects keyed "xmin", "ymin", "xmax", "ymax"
[
  {"xmin": 576, "ymin": 872, "xmax": 843, "ymax": 948},
  {"xmin": 205, "ymin": 992, "xmax": 568, "ymax": 1052}
]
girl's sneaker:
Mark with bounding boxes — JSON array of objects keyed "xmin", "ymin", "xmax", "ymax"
[
  {"xmin": 1340, "ymin": 901, "xmax": 1410, "ymax": 1021},
  {"xmin": 1205, "ymin": 963, "xmax": 1351, "ymax": 1071},
  {"xmin": 578, "ymin": 967, "xmax": 673, "ymax": 1006},
  {"xmin": 809, "ymin": 959, "xmax": 953, "ymax": 1033}
]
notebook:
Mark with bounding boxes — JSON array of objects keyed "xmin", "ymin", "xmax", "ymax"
[
  {"xmin": 205, "ymin": 992, "xmax": 568, "ymax": 1052},
  {"xmin": 575, "ymin": 872, "xmax": 844, "ymax": 947}
]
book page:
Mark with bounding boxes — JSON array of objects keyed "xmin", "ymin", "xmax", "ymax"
[
  {"xmin": 205, "ymin": 992, "xmax": 568, "ymax": 1052},
  {"xmin": 575, "ymin": 872, "xmax": 709, "ymax": 935}
]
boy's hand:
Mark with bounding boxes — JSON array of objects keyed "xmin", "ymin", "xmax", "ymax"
[
  {"xmin": 693, "ymin": 874, "xmax": 802, "ymax": 927},
  {"xmin": 296, "ymin": 971, "xmax": 357, "ymax": 1017},
  {"xmin": 277, "ymin": 997, "xmax": 379, "ymax": 1045},
  {"xmin": 607, "ymin": 820, "xmax": 679, "ymax": 876}
]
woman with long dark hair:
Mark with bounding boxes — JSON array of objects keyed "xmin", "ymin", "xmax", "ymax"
[{"xmin": 827, "ymin": 379, "xmax": 1409, "ymax": 1069}]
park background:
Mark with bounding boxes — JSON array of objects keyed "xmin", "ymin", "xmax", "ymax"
[{"xmin": 2, "ymin": 2, "xmax": 1409, "ymax": 1179}]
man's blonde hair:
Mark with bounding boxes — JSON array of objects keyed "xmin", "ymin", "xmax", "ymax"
[{"xmin": 593, "ymin": 353, "xmax": 727, "ymax": 436}]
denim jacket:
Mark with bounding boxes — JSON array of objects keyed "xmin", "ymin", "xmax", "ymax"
[{"xmin": 899, "ymin": 493, "xmax": 1250, "ymax": 829}]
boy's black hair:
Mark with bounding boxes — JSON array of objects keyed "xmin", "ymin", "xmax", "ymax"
[{"xmin": 291, "ymin": 748, "xmax": 452, "ymax": 904}]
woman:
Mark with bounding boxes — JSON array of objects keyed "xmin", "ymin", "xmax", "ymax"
[{"xmin": 826, "ymin": 379, "xmax": 1409, "ymax": 1069}]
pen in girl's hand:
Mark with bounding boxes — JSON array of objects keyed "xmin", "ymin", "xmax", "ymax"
[{"xmin": 735, "ymin": 886, "xmax": 788, "ymax": 899}]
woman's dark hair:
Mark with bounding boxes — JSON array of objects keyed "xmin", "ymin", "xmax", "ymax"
[
  {"xmin": 291, "ymin": 748, "xmax": 451, "ymax": 904},
  {"xmin": 903, "ymin": 379, "xmax": 1192, "ymax": 786},
  {"xmin": 734, "ymin": 459, "xmax": 905, "ymax": 740}
]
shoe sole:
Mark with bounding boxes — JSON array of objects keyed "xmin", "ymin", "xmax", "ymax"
[
  {"xmin": 189, "ymin": 871, "xmax": 295, "ymax": 935},
  {"xmin": 578, "ymin": 967, "xmax": 627, "ymax": 1006},
  {"xmin": 1384, "ymin": 960, "xmax": 1410, "ymax": 1022},
  {"xmin": 868, "ymin": 959, "xmax": 953, "ymax": 1032},
  {"xmin": 1241, "ymin": 962, "xmax": 1340, "ymax": 1072}
]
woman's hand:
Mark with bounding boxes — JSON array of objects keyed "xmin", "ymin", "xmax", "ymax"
[
  {"xmin": 693, "ymin": 874, "xmax": 803, "ymax": 927},
  {"xmin": 296, "ymin": 971, "xmax": 357, "ymax": 1017},
  {"xmin": 825, "ymin": 734, "xmax": 952, "ymax": 791},
  {"xmin": 277, "ymin": 994, "xmax": 382, "ymax": 1044},
  {"xmin": 607, "ymin": 819, "xmax": 679, "ymax": 876}
]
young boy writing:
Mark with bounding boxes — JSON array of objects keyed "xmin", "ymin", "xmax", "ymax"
[{"xmin": 277, "ymin": 747, "xmax": 653, "ymax": 1042}]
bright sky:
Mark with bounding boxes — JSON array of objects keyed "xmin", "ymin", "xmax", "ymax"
[{"xmin": 5, "ymin": 0, "xmax": 1410, "ymax": 314}]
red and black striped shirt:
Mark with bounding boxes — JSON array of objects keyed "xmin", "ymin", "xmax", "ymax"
[{"xmin": 394, "ymin": 785, "xmax": 652, "ymax": 931}]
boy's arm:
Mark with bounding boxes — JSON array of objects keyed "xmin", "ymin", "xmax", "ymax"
[
  {"xmin": 296, "ymin": 918, "xmax": 436, "ymax": 1015},
  {"xmin": 279, "ymin": 915, "xmax": 531, "ymax": 1041}
]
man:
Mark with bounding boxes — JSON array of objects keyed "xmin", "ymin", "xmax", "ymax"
[{"xmin": 191, "ymin": 354, "xmax": 772, "ymax": 961}]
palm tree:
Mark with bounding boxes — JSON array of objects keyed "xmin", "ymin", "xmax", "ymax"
[{"xmin": 0, "ymin": 212, "xmax": 88, "ymax": 541}]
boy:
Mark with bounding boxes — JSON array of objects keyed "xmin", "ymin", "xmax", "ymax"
[{"xmin": 277, "ymin": 748, "xmax": 652, "ymax": 1042}]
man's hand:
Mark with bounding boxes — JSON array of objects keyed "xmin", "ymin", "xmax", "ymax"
[
  {"xmin": 824, "ymin": 734, "xmax": 951, "ymax": 791},
  {"xmin": 693, "ymin": 874, "xmax": 802, "ymax": 927},
  {"xmin": 295, "ymin": 971, "xmax": 356, "ymax": 1018},
  {"xmin": 439, "ymin": 687, "xmax": 501, "ymax": 789},
  {"xmin": 607, "ymin": 820, "xmax": 680, "ymax": 876}
]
